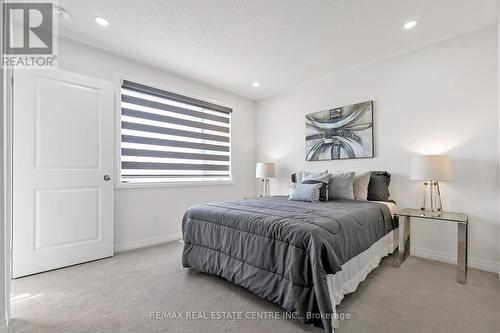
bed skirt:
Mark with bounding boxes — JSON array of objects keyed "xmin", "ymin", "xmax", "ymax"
[{"xmin": 326, "ymin": 228, "xmax": 398, "ymax": 331}]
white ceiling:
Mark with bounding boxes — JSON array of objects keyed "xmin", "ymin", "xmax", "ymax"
[{"xmin": 58, "ymin": 0, "xmax": 500, "ymax": 100}]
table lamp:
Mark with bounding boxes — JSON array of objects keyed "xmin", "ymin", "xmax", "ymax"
[
  {"xmin": 256, "ymin": 162, "xmax": 276, "ymax": 197},
  {"xmin": 410, "ymin": 155, "xmax": 452, "ymax": 212}
]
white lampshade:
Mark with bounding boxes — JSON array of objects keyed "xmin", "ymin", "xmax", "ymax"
[
  {"xmin": 256, "ymin": 162, "xmax": 276, "ymax": 178},
  {"xmin": 410, "ymin": 155, "xmax": 452, "ymax": 181}
]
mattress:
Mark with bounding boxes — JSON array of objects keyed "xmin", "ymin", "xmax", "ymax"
[{"xmin": 182, "ymin": 196, "xmax": 396, "ymax": 333}]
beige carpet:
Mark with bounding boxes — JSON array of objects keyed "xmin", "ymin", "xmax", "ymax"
[{"xmin": 10, "ymin": 241, "xmax": 500, "ymax": 333}]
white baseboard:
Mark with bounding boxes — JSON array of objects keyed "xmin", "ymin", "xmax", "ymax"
[
  {"xmin": 0, "ymin": 318, "xmax": 7, "ymax": 333},
  {"xmin": 411, "ymin": 246, "xmax": 499, "ymax": 273},
  {"xmin": 114, "ymin": 232, "xmax": 182, "ymax": 253}
]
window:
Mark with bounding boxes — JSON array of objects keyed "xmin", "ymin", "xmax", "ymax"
[{"xmin": 119, "ymin": 80, "xmax": 232, "ymax": 185}]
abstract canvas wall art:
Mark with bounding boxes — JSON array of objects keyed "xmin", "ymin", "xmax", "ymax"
[{"xmin": 305, "ymin": 101, "xmax": 373, "ymax": 161}]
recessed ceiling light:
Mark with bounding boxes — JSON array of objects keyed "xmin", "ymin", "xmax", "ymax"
[
  {"xmin": 252, "ymin": 82, "xmax": 260, "ymax": 88},
  {"xmin": 54, "ymin": 6, "xmax": 71, "ymax": 20},
  {"xmin": 403, "ymin": 20, "xmax": 417, "ymax": 30},
  {"xmin": 94, "ymin": 16, "xmax": 110, "ymax": 27}
]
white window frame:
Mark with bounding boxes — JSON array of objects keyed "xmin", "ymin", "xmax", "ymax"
[{"xmin": 114, "ymin": 74, "xmax": 234, "ymax": 189}]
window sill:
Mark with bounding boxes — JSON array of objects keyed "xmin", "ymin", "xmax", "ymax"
[{"xmin": 115, "ymin": 180, "xmax": 235, "ymax": 190}]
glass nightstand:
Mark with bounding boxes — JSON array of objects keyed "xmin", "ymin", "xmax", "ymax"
[{"xmin": 392, "ymin": 208, "xmax": 469, "ymax": 284}]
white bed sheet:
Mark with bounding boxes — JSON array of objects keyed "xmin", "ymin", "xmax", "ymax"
[{"xmin": 374, "ymin": 200, "xmax": 397, "ymax": 217}]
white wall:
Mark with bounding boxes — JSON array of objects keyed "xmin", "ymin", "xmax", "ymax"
[
  {"xmin": 256, "ymin": 27, "xmax": 499, "ymax": 272},
  {"xmin": 1, "ymin": 19, "xmax": 11, "ymax": 330},
  {"xmin": 1, "ymin": 21, "xmax": 12, "ymax": 328},
  {"xmin": 498, "ymin": 16, "xmax": 500, "ymax": 278},
  {"xmin": 1, "ymin": 62, "xmax": 8, "ymax": 333},
  {"xmin": 58, "ymin": 38, "xmax": 256, "ymax": 251}
]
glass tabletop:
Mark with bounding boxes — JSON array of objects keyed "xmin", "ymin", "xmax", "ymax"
[{"xmin": 395, "ymin": 208, "xmax": 468, "ymax": 223}]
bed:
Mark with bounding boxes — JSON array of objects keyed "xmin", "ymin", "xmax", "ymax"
[{"xmin": 181, "ymin": 196, "xmax": 398, "ymax": 333}]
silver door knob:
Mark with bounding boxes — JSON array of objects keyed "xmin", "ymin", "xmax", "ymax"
[{"xmin": 104, "ymin": 175, "xmax": 111, "ymax": 181}]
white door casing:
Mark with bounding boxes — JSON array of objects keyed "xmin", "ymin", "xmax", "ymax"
[{"xmin": 13, "ymin": 69, "xmax": 114, "ymax": 278}]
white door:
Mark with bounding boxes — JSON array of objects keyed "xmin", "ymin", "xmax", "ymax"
[{"xmin": 13, "ymin": 69, "xmax": 114, "ymax": 278}]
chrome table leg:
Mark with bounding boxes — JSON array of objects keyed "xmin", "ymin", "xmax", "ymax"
[
  {"xmin": 393, "ymin": 216, "xmax": 411, "ymax": 267},
  {"xmin": 457, "ymin": 222, "xmax": 468, "ymax": 284}
]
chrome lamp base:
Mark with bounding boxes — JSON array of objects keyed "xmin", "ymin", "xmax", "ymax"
[
  {"xmin": 420, "ymin": 180, "xmax": 443, "ymax": 212},
  {"xmin": 260, "ymin": 178, "xmax": 271, "ymax": 197}
]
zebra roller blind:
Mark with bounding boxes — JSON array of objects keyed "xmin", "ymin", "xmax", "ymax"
[{"xmin": 120, "ymin": 80, "xmax": 232, "ymax": 183}]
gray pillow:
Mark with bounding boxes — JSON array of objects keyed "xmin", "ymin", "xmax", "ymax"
[
  {"xmin": 353, "ymin": 172, "xmax": 371, "ymax": 201},
  {"xmin": 367, "ymin": 171, "xmax": 391, "ymax": 201},
  {"xmin": 328, "ymin": 172, "xmax": 355, "ymax": 200},
  {"xmin": 301, "ymin": 173, "xmax": 330, "ymax": 201},
  {"xmin": 288, "ymin": 183, "xmax": 322, "ymax": 202}
]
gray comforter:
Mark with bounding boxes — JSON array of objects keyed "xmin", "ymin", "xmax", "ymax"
[{"xmin": 182, "ymin": 196, "xmax": 394, "ymax": 332}]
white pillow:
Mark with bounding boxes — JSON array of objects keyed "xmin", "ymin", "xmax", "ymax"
[{"xmin": 353, "ymin": 172, "xmax": 371, "ymax": 201}]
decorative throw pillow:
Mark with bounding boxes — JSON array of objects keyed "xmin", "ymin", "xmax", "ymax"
[
  {"xmin": 353, "ymin": 172, "xmax": 371, "ymax": 201},
  {"xmin": 328, "ymin": 172, "xmax": 355, "ymax": 200},
  {"xmin": 291, "ymin": 170, "xmax": 328, "ymax": 184},
  {"xmin": 301, "ymin": 173, "xmax": 330, "ymax": 201},
  {"xmin": 288, "ymin": 183, "xmax": 322, "ymax": 202},
  {"xmin": 367, "ymin": 171, "xmax": 391, "ymax": 201}
]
